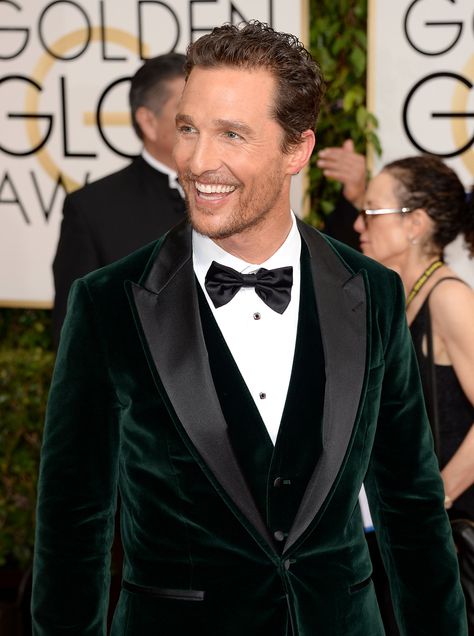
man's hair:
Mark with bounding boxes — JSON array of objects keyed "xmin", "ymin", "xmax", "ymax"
[
  {"xmin": 129, "ymin": 53, "xmax": 186, "ymax": 139},
  {"xmin": 384, "ymin": 155, "xmax": 474, "ymax": 256},
  {"xmin": 184, "ymin": 21, "xmax": 325, "ymax": 152}
]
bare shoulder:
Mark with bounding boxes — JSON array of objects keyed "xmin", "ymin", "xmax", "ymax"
[
  {"xmin": 429, "ymin": 271, "xmax": 473, "ymax": 303},
  {"xmin": 429, "ymin": 272, "xmax": 474, "ymax": 333}
]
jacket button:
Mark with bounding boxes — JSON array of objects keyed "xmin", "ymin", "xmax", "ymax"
[
  {"xmin": 274, "ymin": 530, "xmax": 286, "ymax": 542},
  {"xmin": 273, "ymin": 477, "xmax": 291, "ymax": 487}
]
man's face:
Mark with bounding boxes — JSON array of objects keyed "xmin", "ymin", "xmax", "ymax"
[{"xmin": 173, "ymin": 66, "xmax": 295, "ymax": 241}]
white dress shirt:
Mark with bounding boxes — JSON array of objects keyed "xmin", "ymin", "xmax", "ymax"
[
  {"xmin": 193, "ymin": 214, "xmax": 301, "ymax": 444},
  {"xmin": 141, "ymin": 149, "xmax": 184, "ymax": 197}
]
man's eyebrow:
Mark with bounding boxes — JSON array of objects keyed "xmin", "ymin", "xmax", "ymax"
[
  {"xmin": 175, "ymin": 113, "xmax": 193, "ymax": 125},
  {"xmin": 214, "ymin": 119, "xmax": 253, "ymax": 135},
  {"xmin": 175, "ymin": 115, "xmax": 254, "ymax": 137}
]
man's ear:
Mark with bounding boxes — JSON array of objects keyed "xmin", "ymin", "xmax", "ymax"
[
  {"xmin": 286, "ymin": 130, "xmax": 315, "ymax": 175},
  {"xmin": 407, "ymin": 208, "xmax": 433, "ymax": 243},
  {"xmin": 134, "ymin": 106, "xmax": 158, "ymax": 142}
]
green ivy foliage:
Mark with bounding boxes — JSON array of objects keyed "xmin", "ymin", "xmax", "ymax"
[
  {"xmin": 307, "ymin": 0, "xmax": 380, "ymax": 226},
  {"xmin": 0, "ymin": 309, "xmax": 54, "ymax": 567}
]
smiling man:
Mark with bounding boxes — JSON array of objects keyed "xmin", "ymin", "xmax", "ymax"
[
  {"xmin": 174, "ymin": 66, "xmax": 307, "ymax": 251},
  {"xmin": 32, "ymin": 21, "xmax": 466, "ymax": 636}
]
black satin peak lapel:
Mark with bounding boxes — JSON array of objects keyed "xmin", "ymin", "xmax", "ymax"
[
  {"xmin": 284, "ymin": 221, "xmax": 368, "ymax": 553},
  {"xmin": 126, "ymin": 221, "xmax": 275, "ymax": 555}
]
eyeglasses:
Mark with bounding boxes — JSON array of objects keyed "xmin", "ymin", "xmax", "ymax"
[{"xmin": 358, "ymin": 207, "xmax": 413, "ymax": 226}]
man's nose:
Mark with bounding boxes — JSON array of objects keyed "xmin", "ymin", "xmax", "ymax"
[
  {"xmin": 188, "ymin": 135, "xmax": 221, "ymax": 176},
  {"xmin": 353, "ymin": 212, "xmax": 365, "ymax": 234}
]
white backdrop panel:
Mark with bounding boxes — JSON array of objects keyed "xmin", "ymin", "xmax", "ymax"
[
  {"xmin": 0, "ymin": 0, "xmax": 306, "ymax": 306},
  {"xmin": 369, "ymin": 0, "xmax": 474, "ymax": 284}
]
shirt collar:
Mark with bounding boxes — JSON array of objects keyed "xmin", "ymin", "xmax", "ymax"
[
  {"xmin": 141, "ymin": 149, "xmax": 181, "ymax": 192},
  {"xmin": 193, "ymin": 212, "xmax": 301, "ymax": 283}
]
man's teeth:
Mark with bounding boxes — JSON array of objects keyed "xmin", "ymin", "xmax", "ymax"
[{"xmin": 195, "ymin": 182, "xmax": 236, "ymax": 194}]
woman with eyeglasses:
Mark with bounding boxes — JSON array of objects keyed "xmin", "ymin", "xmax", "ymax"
[{"xmin": 354, "ymin": 155, "xmax": 474, "ymax": 523}]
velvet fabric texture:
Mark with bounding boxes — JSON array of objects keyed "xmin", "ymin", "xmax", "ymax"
[{"xmin": 32, "ymin": 220, "xmax": 466, "ymax": 635}]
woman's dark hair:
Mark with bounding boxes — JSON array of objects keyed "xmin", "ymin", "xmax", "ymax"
[
  {"xmin": 184, "ymin": 20, "xmax": 325, "ymax": 153},
  {"xmin": 384, "ymin": 155, "xmax": 474, "ymax": 256}
]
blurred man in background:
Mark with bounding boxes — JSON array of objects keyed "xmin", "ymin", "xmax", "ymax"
[{"xmin": 52, "ymin": 53, "xmax": 186, "ymax": 344}]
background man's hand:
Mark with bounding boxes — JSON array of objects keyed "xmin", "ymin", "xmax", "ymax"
[{"xmin": 317, "ymin": 139, "xmax": 366, "ymax": 208}]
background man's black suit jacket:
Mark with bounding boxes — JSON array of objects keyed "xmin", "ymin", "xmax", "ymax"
[{"xmin": 52, "ymin": 156, "xmax": 185, "ymax": 343}]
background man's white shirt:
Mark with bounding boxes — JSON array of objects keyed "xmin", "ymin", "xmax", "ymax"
[{"xmin": 142, "ymin": 149, "xmax": 184, "ymax": 197}]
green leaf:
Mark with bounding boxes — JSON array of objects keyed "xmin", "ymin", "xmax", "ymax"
[
  {"xmin": 366, "ymin": 112, "xmax": 379, "ymax": 128},
  {"xmin": 356, "ymin": 105, "xmax": 368, "ymax": 129},
  {"xmin": 349, "ymin": 46, "xmax": 366, "ymax": 77},
  {"xmin": 366, "ymin": 131, "xmax": 383, "ymax": 156}
]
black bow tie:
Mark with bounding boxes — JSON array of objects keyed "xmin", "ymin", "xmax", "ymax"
[{"xmin": 204, "ymin": 261, "xmax": 293, "ymax": 314}]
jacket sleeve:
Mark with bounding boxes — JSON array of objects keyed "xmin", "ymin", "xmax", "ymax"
[
  {"xmin": 32, "ymin": 278, "xmax": 120, "ymax": 635},
  {"xmin": 364, "ymin": 272, "xmax": 467, "ymax": 636},
  {"xmin": 52, "ymin": 194, "xmax": 101, "ymax": 347}
]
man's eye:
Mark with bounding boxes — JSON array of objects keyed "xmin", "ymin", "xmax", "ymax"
[
  {"xmin": 178, "ymin": 125, "xmax": 196, "ymax": 134},
  {"xmin": 225, "ymin": 131, "xmax": 241, "ymax": 140}
]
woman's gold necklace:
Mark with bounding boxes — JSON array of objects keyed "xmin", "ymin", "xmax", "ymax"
[{"xmin": 405, "ymin": 260, "xmax": 444, "ymax": 308}]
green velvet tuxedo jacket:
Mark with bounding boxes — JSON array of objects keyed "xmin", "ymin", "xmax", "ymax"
[{"xmin": 32, "ymin": 219, "xmax": 466, "ymax": 635}]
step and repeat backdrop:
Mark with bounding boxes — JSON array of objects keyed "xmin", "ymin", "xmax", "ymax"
[
  {"xmin": 369, "ymin": 0, "xmax": 474, "ymax": 284},
  {"xmin": 2, "ymin": 0, "xmax": 473, "ymax": 306},
  {"xmin": 0, "ymin": 0, "xmax": 306, "ymax": 306}
]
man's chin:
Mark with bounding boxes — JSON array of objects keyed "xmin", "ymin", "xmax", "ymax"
[
  {"xmin": 186, "ymin": 210, "xmax": 223, "ymax": 239},
  {"xmin": 189, "ymin": 219, "xmax": 235, "ymax": 241},
  {"xmin": 186, "ymin": 204, "xmax": 268, "ymax": 241}
]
